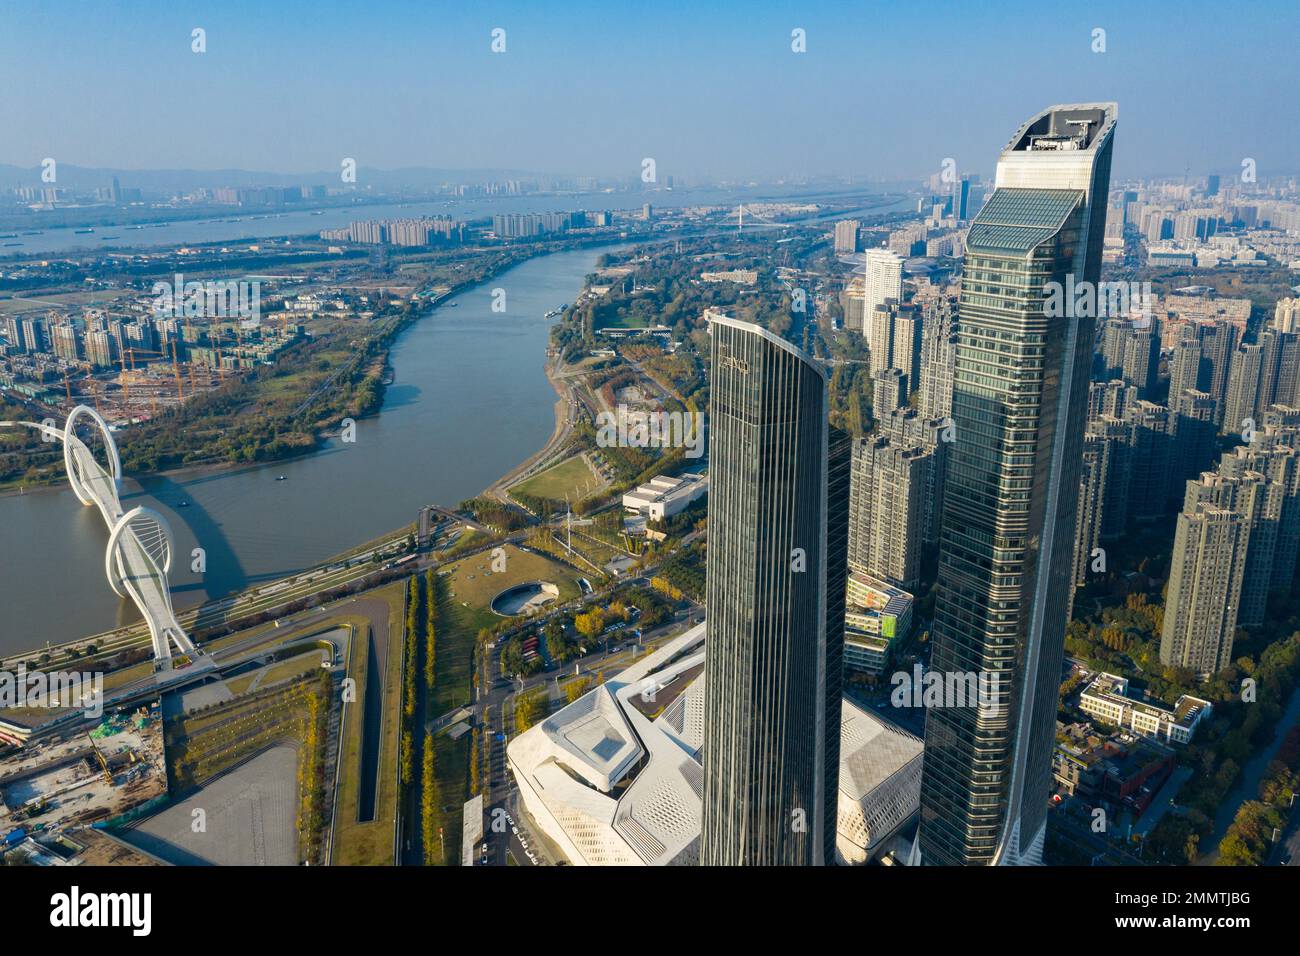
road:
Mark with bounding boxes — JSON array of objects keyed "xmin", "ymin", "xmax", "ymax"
[
  {"xmin": 1269, "ymin": 797, "xmax": 1300, "ymax": 866},
  {"xmin": 1203, "ymin": 681, "xmax": 1300, "ymax": 864}
]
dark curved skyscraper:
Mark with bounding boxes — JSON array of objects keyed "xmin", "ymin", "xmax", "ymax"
[
  {"xmin": 700, "ymin": 314, "xmax": 849, "ymax": 866},
  {"xmin": 919, "ymin": 104, "xmax": 1117, "ymax": 865}
]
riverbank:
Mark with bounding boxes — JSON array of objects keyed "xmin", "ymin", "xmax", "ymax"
[
  {"xmin": 0, "ymin": 240, "xmax": 609, "ymax": 499},
  {"xmin": 483, "ymin": 351, "xmax": 576, "ymax": 503},
  {"xmin": 0, "ymin": 243, "xmax": 619, "ymax": 655}
]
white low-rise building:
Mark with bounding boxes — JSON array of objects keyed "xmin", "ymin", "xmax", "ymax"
[
  {"xmin": 1078, "ymin": 672, "xmax": 1212, "ymax": 745},
  {"xmin": 507, "ymin": 623, "xmax": 923, "ymax": 865},
  {"xmin": 621, "ymin": 473, "xmax": 707, "ymax": 522}
]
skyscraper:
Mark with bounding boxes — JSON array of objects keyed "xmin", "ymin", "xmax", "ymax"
[
  {"xmin": 1120, "ymin": 400, "xmax": 1176, "ymax": 518},
  {"xmin": 919, "ymin": 103, "xmax": 1117, "ymax": 866},
  {"xmin": 868, "ymin": 300, "xmax": 921, "ymax": 388},
  {"xmin": 1260, "ymin": 329, "xmax": 1300, "ymax": 412},
  {"xmin": 861, "ymin": 249, "xmax": 904, "ymax": 351},
  {"xmin": 701, "ymin": 314, "xmax": 848, "ymax": 866},
  {"xmin": 872, "ymin": 367, "xmax": 907, "ymax": 420},
  {"xmin": 951, "ymin": 175, "xmax": 971, "ymax": 221},
  {"xmin": 847, "ymin": 434, "xmax": 929, "ymax": 590},
  {"xmin": 834, "ymin": 219, "xmax": 861, "ymax": 254},
  {"xmin": 1160, "ymin": 506, "xmax": 1248, "ymax": 676},
  {"xmin": 919, "ymin": 295, "xmax": 957, "ymax": 421},
  {"xmin": 1223, "ymin": 342, "xmax": 1264, "ymax": 437}
]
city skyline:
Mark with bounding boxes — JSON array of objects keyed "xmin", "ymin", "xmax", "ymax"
[{"xmin": 4, "ymin": 0, "xmax": 1300, "ymax": 902}]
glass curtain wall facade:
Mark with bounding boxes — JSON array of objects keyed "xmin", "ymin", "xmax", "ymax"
[
  {"xmin": 700, "ymin": 314, "xmax": 848, "ymax": 866},
  {"xmin": 919, "ymin": 105, "xmax": 1117, "ymax": 865}
]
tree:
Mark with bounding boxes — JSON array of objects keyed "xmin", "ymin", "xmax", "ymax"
[
  {"xmin": 575, "ymin": 609, "xmax": 605, "ymax": 640},
  {"xmin": 514, "ymin": 688, "xmax": 547, "ymax": 732},
  {"xmin": 421, "ymin": 731, "xmax": 440, "ymax": 865},
  {"xmin": 400, "ymin": 730, "xmax": 414, "ymax": 786},
  {"xmin": 565, "ymin": 676, "xmax": 595, "ymax": 703},
  {"xmin": 424, "ymin": 570, "xmax": 437, "ymax": 691},
  {"xmin": 469, "ymin": 729, "xmax": 482, "ymax": 796}
]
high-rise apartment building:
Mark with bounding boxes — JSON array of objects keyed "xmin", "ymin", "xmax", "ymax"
[
  {"xmin": 1088, "ymin": 380, "xmax": 1137, "ymax": 422},
  {"xmin": 1171, "ymin": 319, "xmax": 1236, "ymax": 426},
  {"xmin": 1276, "ymin": 298, "xmax": 1300, "ymax": 334},
  {"xmin": 1162, "ymin": 417, "xmax": 1300, "ymax": 665},
  {"xmin": 1123, "ymin": 400, "xmax": 1174, "ymax": 518},
  {"xmin": 19, "ymin": 317, "xmax": 46, "ymax": 354},
  {"xmin": 919, "ymin": 103, "xmax": 1117, "ymax": 866},
  {"xmin": 1160, "ymin": 507, "xmax": 1248, "ymax": 675},
  {"xmin": 50, "ymin": 323, "xmax": 81, "ymax": 362},
  {"xmin": 879, "ymin": 407, "xmax": 950, "ymax": 547},
  {"xmin": 834, "ymin": 219, "xmax": 861, "ymax": 254},
  {"xmin": 1072, "ymin": 429, "xmax": 1114, "ymax": 589},
  {"xmin": 847, "ymin": 435, "xmax": 928, "ymax": 589},
  {"xmin": 1223, "ymin": 343, "xmax": 1264, "ymax": 437},
  {"xmin": 868, "ymin": 300, "xmax": 922, "ymax": 390},
  {"xmin": 700, "ymin": 314, "xmax": 848, "ymax": 866},
  {"xmin": 84, "ymin": 328, "xmax": 116, "ymax": 368},
  {"xmin": 1089, "ymin": 416, "xmax": 1132, "ymax": 540},
  {"xmin": 891, "ymin": 304, "xmax": 923, "ymax": 392},
  {"xmin": 1170, "ymin": 389, "xmax": 1218, "ymax": 491},
  {"xmin": 919, "ymin": 296, "xmax": 957, "ymax": 421},
  {"xmin": 860, "ymin": 249, "xmax": 904, "ymax": 351},
  {"xmin": 872, "ymin": 367, "xmax": 907, "ymax": 420},
  {"xmin": 1168, "ymin": 338, "xmax": 1202, "ymax": 400},
  {"xmin": 1116, "ymin": 322, "xmax": 1159, "ymax": 399},
  {"xmin": 1260, "ymin": 329, "xmax": 1300, "ymax": 413}
]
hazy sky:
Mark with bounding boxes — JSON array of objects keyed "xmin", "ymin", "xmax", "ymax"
[{"xmin": 2, "ymin": 0, "xmax": 1297, "ymax": 182}]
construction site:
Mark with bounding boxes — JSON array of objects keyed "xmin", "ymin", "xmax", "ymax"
[
  {"xmin": 51, "ymin": 343, "xmax": 236, "ymax": 426},
  {"xmin": 0, "ymin": 703, "xmax": 166, "ymax": 839}
]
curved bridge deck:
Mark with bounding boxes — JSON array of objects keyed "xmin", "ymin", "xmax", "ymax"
[{"xmin": 4, "ymin": 410, "xmax": 209, "ymax": 676}]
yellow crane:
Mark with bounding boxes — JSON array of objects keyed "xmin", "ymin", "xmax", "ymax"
[{"xmin": 86, "ymin": 733, "xmax": 112, "ymax": 784}]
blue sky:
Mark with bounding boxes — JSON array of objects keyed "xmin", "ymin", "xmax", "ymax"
[{"xmin": 2, "ymin": 0, "xmax": 1296, "ymax": 181}]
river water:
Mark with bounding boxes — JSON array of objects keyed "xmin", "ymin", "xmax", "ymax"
[
  {"xmin": 1, "ymin": 186, "xmax": 908, "ymax": 259},
  {"xmin": 0, "ymin": 245, "xmax": 607, "ymax": 653}
]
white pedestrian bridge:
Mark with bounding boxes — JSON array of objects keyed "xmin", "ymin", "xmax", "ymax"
[{"xmin": 3, "ymin": 406, "xmax": 206, "ymax": 673}]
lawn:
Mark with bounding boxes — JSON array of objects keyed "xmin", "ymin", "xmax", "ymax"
[
  {"xmin": 426, "ymin": 732, "xmax": 470, "ymax": 866},
  {"xmin": 332, "ymin": 589, "xmax": 404, "ymax": 866},
  {"xmin": 258, "ymin": 649, "xmax": 327, "ymax": 688},
  {"xmin": 510, "ymin": 453, "xmax": 602, "ymax": 503},
  {"xmin": 429, "ymin": 598, "xmax": 494, "ymax": 717},
  {"xmin": 441, "ymin": 543, "xmax": 583, "ymax": 613}
]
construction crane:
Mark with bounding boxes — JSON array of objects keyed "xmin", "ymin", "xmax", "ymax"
[
  {"xmin": 169, "ymin": 340, "xmax": 185, "ymax": 400},
  {"xmin": 86, "ymin": 733, "xmax": 113, "ymax": 784}
]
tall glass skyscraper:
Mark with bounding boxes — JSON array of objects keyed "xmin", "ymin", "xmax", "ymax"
[
  {"xmin": 919, "ymin": 104, "xmax": 1117, "ymax": 865},
  {"xmin": 701, "ymin": 314, "xmax": 849, "ymax": 865}
]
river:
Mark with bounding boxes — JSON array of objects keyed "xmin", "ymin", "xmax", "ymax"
[
  {"xmin": 0, "ymin": 187, "xmax": 910, "ymax": 259},
  {"xmin": 0, "ymin": 245, "xmax": 609, "ymax": 654}
]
